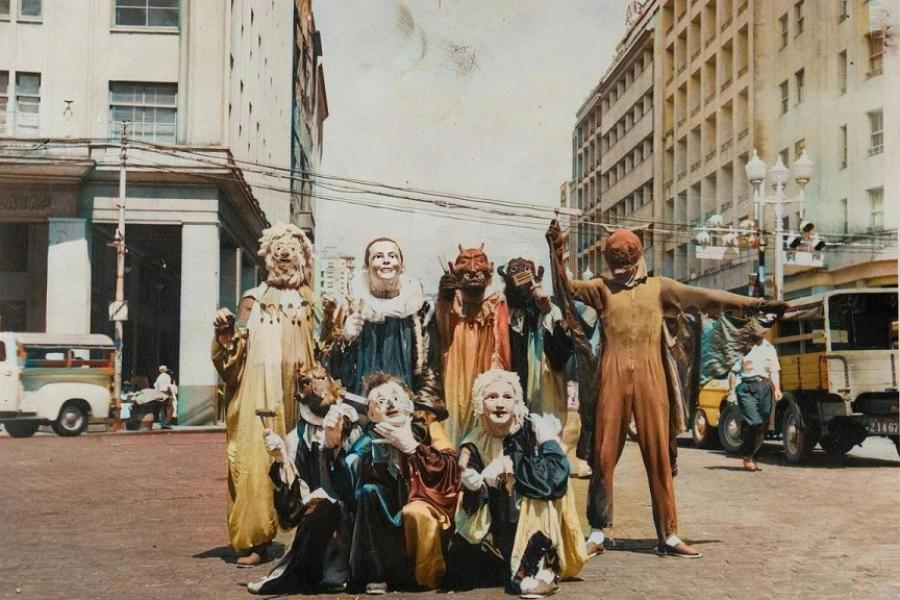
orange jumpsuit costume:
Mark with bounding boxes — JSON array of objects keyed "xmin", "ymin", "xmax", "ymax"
[{"xmin": 568, "ymin": 229, "xmax": 763, "ymax": 542}]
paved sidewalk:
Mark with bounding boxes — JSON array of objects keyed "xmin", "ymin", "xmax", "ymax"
[{"xmin": 0, "ymin": 432, "xmax": 897, "ymax": 600}]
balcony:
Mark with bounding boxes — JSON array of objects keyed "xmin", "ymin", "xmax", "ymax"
[
  {"xmin": 721, "ymin": 138, "xmax": 733, "ymax": 152},
  {"xmin": 738, "ymin": 1, "xmax": 748, "ymax": 15},
  {"xmin": 867, "ymin": 66, "xmax": 883, "ymax": 79},
  {"xmin": 691, "ymin": 48, "xmax": 701, "ymax": 61},
  {"xmin": 868, "ymin": 145, "xmax": 884, "ymax": 156},
  {"xmin": 690, "ymin": 160, "xmax": 702, "ymax": 171},
  {"xmin": 738, "ymin": 65, "xmax": 748, "ymax": 77},
  {"xmin": 677, "ymin": 117, "xmax": 687, "ymax": 128},
  {"xmin": 738, "ymin": 128, "xmax": 749, "ymax": 140},
  {"xmin": 691, "ymin": 105, "xmax": 701, "ymax": 117},
  {"xmin": 677, "ymin": 63, "xmax": 687, "ymax": 75},
  {"xmin": 677, "ymin": 170, "xmax": 687, "ymax": 180},
  {"xmin": 720, "ymin": 17, "xmax": 732, "ymax": 32},
  {"xmin": 704, "ymin": 36, "xmax": 715, "ymax": 48},
  {"xmin": 664, "ymin": 127, "xmax": 674, "ymax": 138},
  {"xmin": 677, "ymin": 10, "xmax": 686, "ymax": 22},
  {"xmin": 720, "ymin": 77, "xmax": 732, "ymax": 92},
  {"xmin": 705, "ymin": 150, "xmax": 716, "ymax": 163},
  {"xmin": 704, "ymin": 92, "xmax": 715, "ymax": 105}
]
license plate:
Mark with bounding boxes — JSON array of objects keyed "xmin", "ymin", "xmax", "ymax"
[{"xmin": 866, "ymin": 416, "xmax": 899, "ymax": 435}]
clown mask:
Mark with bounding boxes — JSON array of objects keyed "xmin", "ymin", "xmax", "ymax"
[{"xmin": 367, "ymin": 380, "xmax": 414, "ymax": 427}]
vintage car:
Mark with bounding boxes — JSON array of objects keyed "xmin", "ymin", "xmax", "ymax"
[
  {"xmin": 691, "ymin": 289, "xmax": 899, "ymax": 463},
  {"xmin": 0, "ymin": 332, "xmax": 115, "ymax": 438}
]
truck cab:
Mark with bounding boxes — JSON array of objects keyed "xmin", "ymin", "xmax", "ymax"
[{"xmin": 0, "ymin": 332, "xmax": 115, "ymax": 438}]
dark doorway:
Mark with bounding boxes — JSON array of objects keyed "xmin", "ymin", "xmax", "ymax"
[{"xmin": 91, "ymin": 224, "xmax": 182, "ymax": 388}]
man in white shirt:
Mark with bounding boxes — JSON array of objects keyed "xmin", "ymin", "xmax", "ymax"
[
  {"xmin": 728, "ymin": 322, "xmax": 782, "ymax": 471},
  {"xmin": 154, "ymin": 366, "xmax": 174, "ymax": 429}
]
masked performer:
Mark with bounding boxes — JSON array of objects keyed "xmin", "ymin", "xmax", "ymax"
[
  {"xmin": 336, "ymin": 372, "xmax": 459, "ymax": 594},
  {"xmin": 247, "ymin": 366, "xmax": 361, "ymax": 594},
  {"xmin": 547, "ymin": 220, "xmax": 787, "ymax": 559},
  {"xmin": 325, "ymin": 237, "xmax": 443, "ymax": 418},
  {"xmin": 437, "ymin": 245, "xmax": 511, "ymax": 445},
  {"xmin": 448, "ymin": 369, "xmax": 586, "ymax": 598},
  {"xmin": 212, "ymin": 223, "xmax": 318, "ymax": 566},
  {"xmin": 499, "ymin": 257, "xmax": 572, "ymax": 422}
]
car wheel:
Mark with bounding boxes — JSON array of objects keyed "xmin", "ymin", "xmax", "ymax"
[
  {"xmin": 692, "ymin": 409, "xmax": 719, "ymax": 449},
  {"xmin": 52, "ymin": 402, "xmax": 89, "ymax": 437},
  {"xmin": 717, "ymin": 404, "xmax": 743, "ymax": 455},
  {"xmin": 2, "ymin": 421, "xmax": 40, "ymax": 438},
  {"xmin": 782, "ymin": 405, "xmax": 817, "ymax": 465}
]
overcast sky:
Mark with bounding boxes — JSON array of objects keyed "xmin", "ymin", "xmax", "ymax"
[{"xmin": 315, "ymin": 0, "xmax": 625, "ymax": 287}]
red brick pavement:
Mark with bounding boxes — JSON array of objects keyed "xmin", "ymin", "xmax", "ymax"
[{"xmin": 0, "ymin": 432, "xmax": 898, "ymax": 600}]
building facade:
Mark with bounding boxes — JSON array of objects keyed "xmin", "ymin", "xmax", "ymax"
[
  {"xmin": 317, "ymin": 253, "xmax": 355, "ymax": 299},
  {"xmin": 567, "ymin": 0, "xmax": 896, "ymax": 295},
  {"xmin": 0, "ymin": 0, "xmax": 328, "ymax": 424}
]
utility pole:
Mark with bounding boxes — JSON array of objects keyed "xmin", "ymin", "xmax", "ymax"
[{"xmin": 109, "ymin": 122, "xmax": 129, "ymax": 431}]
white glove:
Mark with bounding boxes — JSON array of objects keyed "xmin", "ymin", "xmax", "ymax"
[
  {"xmin": 264, "ymin": 430, "xmax": 287, "ymax": 464},
  {"xmin": 322, "ymin": 404, "xmax": 347, "ymax": 449},
  {"xmin": 531, "ymin": 413, "xmax": 562, "ymax": 445},
  {"xmin": 374, "ymin": 421, "xmax": 419, "ymax": 455},
  {"xmin": 460, "ymin": 468, "xmax": 485, "ymax": 491},
  {"xmin": 481, "ymin": 455, "xmax": 513, "ymax": 488},
  {"xmin": 341, "ymin": 312, "xmax": 365, "ymax": 342}
]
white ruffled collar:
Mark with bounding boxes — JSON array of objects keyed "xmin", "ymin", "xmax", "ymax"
[{"xmin": 348, "ymin": 272, "xmax": 426, "ymax": 322}]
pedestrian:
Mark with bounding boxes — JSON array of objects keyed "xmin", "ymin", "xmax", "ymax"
[
  {"xmin": 728, "ymin": 321, "xmax": 782, "ymax": 472},
  {"xmin": 154, "ymin": 365, "xmax": 174, "ymax": 429}
]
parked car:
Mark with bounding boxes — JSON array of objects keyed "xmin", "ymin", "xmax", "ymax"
[
  {"xmin": 691, "ymin": 289, "xmax": 899, "ymax": 463},
  {"xmin": 0, "ymin": 332, "xmax": 115, "ymax": 438}
]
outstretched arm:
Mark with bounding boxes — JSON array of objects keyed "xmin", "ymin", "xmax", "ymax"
[{"xmin": 660, "ymin": 277, "xmax": 763, "ymax": 313}]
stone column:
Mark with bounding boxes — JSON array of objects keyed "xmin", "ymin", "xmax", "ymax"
[
  {"xmin": 178, "ymin": 223, "xmax": 220, "ymax": 425},
  {"xmin": 45, "ymin": 218, "xmax": 91, "ymax": 333}
]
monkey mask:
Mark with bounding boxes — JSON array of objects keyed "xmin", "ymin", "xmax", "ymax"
[
  {"xmin": 603, "ymin": 228, "xmax": 648, "ymax": 288},
  {"xmin": 498, "ymin": 257, "xmax": 544, "ymax": 308},
  {"xmin": 451, "ymin": 244, "xmax": 493, "ymax": 299},
  {"xmin": 296, "ymin": 365, "xmax": 343, "ymax": 426}
]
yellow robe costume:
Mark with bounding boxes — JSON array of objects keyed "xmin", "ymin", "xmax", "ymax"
[{"xmin": 212, "ymin": 283, "xmax": 317, "ymax": 551}]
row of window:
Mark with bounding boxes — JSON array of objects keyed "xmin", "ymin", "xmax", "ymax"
[
  {"xmin": 0, "ymin": 0, "xmax": 178, "ymax": 27},
  {"xmin": 0, "ymin": 72, "xmax": 177, "ymax": 142},
  {"xmin": 777, "ymin": 1, "xmax": 806, "ymax": 49}
]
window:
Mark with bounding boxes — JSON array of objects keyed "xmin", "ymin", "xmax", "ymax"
[
  {"xmin": 15, "ymin": 72, "xmax": 40, "ymax": 133},
  {"xmin": 868, "ymin": 187, "xmax": 884, "ymax": 230},
  {"xmin": 868, "ymin": 109, "xmax": 883, "ymax": 155},
  {"xmin": 839, "ymin": 125, "xmax": 847, "ymax": 168},
  {"xmin": 867, "ymin": 34, "xmax": 884, "ymax": 77},
  {"xmin": 780, "ymin": 80, "xmax": 789, "ymax": 113},
  {"xmin": 794, "ymin": 138, "xmax": 806, "ymax": 158},
  {"xmin": 109, "ymin": 82, "xmax": 177, "ymax": 142},
  {"xmin": 779, "ymin": 14, "xmax": 789, "ymax": 48},
  {"xmin": 780, "ymin": 148, "xmax": 789, "ymax": 165},
  {"xmin": 19, "ymin": 0, "xmax": 40, "ymax": 19},
  {"xmin": 794, "ymin": 1, "xmax": 804, "ymax": 34},
  {"xmin": 840, "ymin": 198, "xmax": 848, "ymax": 234},
  {"xmin": 0, "ymin": 71, "xmax": 7, "ymax": 133},
  {"xmin": 839, "ymin": 0, "xmax": 849, "ymax": 21},
  {"xmin": 795, "ymin": 69, "xmax": 805, "ymax": 104},
  {"xmin": 0, "ymin": 1, "xmax": 9, "ymax": 18},
  {"xmin": 838, "ymin": 50, "xmax": 847, "ymax": 94},
  {"xmin": 114, "ymin": 0, "xmax": 178, "ymax": 28}
]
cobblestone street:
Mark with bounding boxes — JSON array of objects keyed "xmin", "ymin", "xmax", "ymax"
[{"xmin": 1, "ymin": 430, "xmax": 897, "ymax": 600}]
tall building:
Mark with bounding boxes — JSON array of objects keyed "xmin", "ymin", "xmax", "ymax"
[
  {"xmin": 570, "ymin": 1, "xmax": 658, "ymax": 279},
  {"xmin": 0, "ymin": 0, "xmax": 328, "ymax": 424},
  {"xmin": 568, "ymin": 0, "xmax": 896, "ymax": 295},
  {"xmin": 318, "ymin": 253, "xmax": 355, "ymax": 299}
]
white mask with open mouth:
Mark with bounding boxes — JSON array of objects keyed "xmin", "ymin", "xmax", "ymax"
[{"xmin": 366, "ymin": 381, "xmax": 414, "ymax": 426}]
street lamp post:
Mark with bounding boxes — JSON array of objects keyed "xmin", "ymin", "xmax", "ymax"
[
  {"xmin": 744, "ymin": 148, "xmax": 814, "ymax": 301},
  {"xmin": 109, "ymin": 122, "xmax": 129, "ymax": 431}
]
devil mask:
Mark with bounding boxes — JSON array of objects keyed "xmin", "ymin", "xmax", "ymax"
[{"xmin": 451, "ymin": 244, "xmax": 493, "ymax": 298}]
